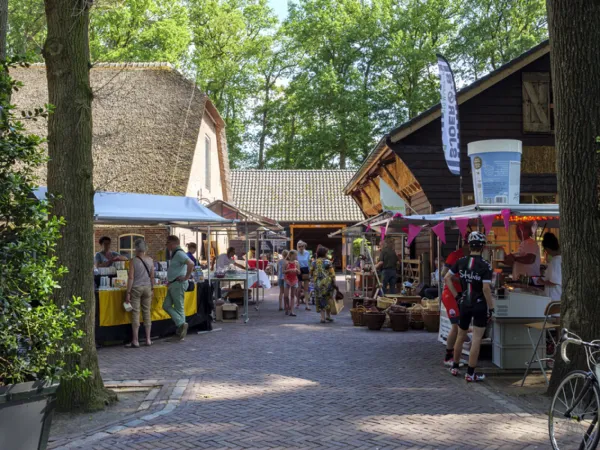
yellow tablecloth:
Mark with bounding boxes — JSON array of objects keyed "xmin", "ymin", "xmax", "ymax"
[{"xmin": 98, "ymin": 285, "xmax": 197, "ymax": 327}]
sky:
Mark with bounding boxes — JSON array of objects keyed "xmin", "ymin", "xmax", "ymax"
[{"xmin": 269, "ymin": 0, "xmax": 289, "ymax": 20}]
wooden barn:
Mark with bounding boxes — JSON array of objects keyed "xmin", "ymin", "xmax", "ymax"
[{"xmin": 344, "ymin": 41, "xmax": 556, "ymax": 261}]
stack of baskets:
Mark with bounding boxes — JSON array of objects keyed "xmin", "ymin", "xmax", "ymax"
[
  {"xmin": 376, "ymin": 296, "xmax": 396, "ymax": 310},
  {"xmin": 388, "ymin": 305, "xmax": 409, "ymax": 332},
  {"xmin": 363, "ymin": 311, "xmax": 386, "ymax": 330},
  {"xmin": 408, "ymin": 304, "xmax": 425, "ymax": 330},
  {"xmin": 421, "ymin": 298, "xmax": 441, "ymax": 332},
  {"xmin": 350, "ymin": 305, "xmax": 367, "ymax": 327}
]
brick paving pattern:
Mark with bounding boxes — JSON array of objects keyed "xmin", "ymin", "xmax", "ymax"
[{"xmin": 52, "ymin": 285, "xmax": 551, "ymax": 449}]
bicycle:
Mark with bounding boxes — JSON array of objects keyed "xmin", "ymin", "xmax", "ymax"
[{"xmin": 549, "ymin": 328, "xmax": 600, "ymax": 450}]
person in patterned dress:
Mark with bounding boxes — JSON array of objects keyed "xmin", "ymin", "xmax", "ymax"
[{"xmin": 310, "ymin": 246, "xmax": 339, "ymax": 323}]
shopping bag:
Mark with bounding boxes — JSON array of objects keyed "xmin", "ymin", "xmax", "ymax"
[{"xmin": 328, "ymin": 296, "xmax": 344, "ymax": 315}]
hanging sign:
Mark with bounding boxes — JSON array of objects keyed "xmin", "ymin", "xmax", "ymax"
[
  {"xmin": 379, "ymin": 178, "xmax": 406, "ymax": 215},
  {"xmin": 437, "ymin": 54, "xmax": 461, "ymax": 176}
]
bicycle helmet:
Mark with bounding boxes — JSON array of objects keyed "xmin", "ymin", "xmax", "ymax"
[{"xmin": 467, "ymin": 231, "xmax": 486, "ymax": 248}]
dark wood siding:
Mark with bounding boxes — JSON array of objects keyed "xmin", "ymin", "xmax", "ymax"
[{"xmin": 392, "ymin": 53, "xmax": 556, "ymax": 215}]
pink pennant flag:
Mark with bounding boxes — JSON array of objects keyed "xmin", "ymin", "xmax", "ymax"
[
  {"xmin": 366, "ymin": 223, "xmax": 372, "ymax": 232},
  {"xmin": 407, "ymin": 224, "xmax": 423, "ymax": 246},
  {"xmin": 481, "ymin": 214, "xmax": 495, "ymax": 235},
  {"xmin": 501, "ymin": 209, "xmax": 511, "ymax": 231},
  {"xmin": 380, "ymin": 226, "xmax": 386, "ymax": 242},
  {"xmin": 431, "ymin": 222, "xmax": 446, "ymax": 244},
  {"xmin": 455, "ymin": 217, "xmax": 470, "ymax": 238},
  {"xmin": 393, "ymin": 212, "xmax": 403, "ymax": 219}
]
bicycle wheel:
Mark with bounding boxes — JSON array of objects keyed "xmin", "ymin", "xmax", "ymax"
[{"xmin": 549, "ymin": 370, "xmax": 600, "ymax": 450}]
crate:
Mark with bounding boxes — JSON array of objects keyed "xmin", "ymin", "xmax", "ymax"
[
  {"xmin": 492, "ymin": 343, "xmax": 545, "ymax": 369},
  {"xmin": 495, "ymin": 291, "xmax": 551, "ymax": 318},
  {"xmin": 222, "ymin": 303, "xmax": 239, "ymax": 322},
  {"xmin": 492, "ymin": 321, "xmax": 544, "ymax": 347}
]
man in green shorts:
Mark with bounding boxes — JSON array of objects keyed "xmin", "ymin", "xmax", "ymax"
[{"xmin": 164, "ymin": 235, "xmax": 195, "ymax": 340}]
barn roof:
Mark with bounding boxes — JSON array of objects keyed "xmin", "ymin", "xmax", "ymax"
[
  {"xmin": 11, "ymin": 62, "xmax": 230, "ymax": 198},
  {"xmin": 231, "ymin": 170, "xmax": 364, "ymax": 223}
]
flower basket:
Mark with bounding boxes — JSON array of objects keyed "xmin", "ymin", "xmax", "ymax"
[
  {"xmin": 364, "ymin": 312, "xmax": 386, "ymax": 331},
  {"xmin": 423, "ymin": 310, "xmax": 440, "ymax": 332},
  {"xmin": 389, "ymin": 312, "xmax": 410, "ymax": 332},
  {"xmin": 350, "ymin": 305, "xmax": 366, "ymax": 326}
]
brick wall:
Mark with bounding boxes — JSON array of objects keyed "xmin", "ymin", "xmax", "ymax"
[{"xmin": 94, "ymin": 226, "xmax": 169, "ymax": 261}]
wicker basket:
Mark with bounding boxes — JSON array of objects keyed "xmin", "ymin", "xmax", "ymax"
[
  {"xmin": 377, "ymin": 296, "xmax": 396, "ymax": 309},
  {"xmin": 350, "ymin": 306, "xmax": 366, "ymax": 327},
  {"xmin": 364, "ymin": 312, "xmax": 386, "ymax": 331},
  {"xmin": 423, "ymin": 310, "xmax": 440, "ymax": 332},
  {"xmin": 410, "ymin": 320, "xmax": 425, "ymax": 330},
  {"xmin": 389, "ymin": 312, "xmax": 410, "ymax": 332}
]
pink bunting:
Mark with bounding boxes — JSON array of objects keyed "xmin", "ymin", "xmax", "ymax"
[
  {"xmin": 380, "ymin": 226, "xmax": 386, "ymax": 242},
  {"xmin": 365, "ymin": 224, "xmax": 372, "ymax": 232},
  {"xmin": 393, "ymin": 212, "xmax": 403, "ymax": 219},
  {"xmin": 501, "ymin": 209, "xmax": 511, "ymax": 231},
  {"xmin": 431, "ymin": 222, "xmax": 446, "ymax": 244},
  {"xmin": 455, "ymin": 217, "xmax": 470, "ymax": 238},
  {"xmin": 481, "ymin": 214, "xmax": 495, "ymax": 235},
  {"xmin": 407, "ymin": 224, "xmax": 423, "ymax": 246}
]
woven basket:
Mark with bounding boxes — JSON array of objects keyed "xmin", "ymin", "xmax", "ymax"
[
  {"xmin": 410, "ymin": 320, "xmax": 425, "ymax": 330},
  {"xmin": 377, "ymin": 296, "xmax": 396, "ymax": 309},
  {"xmin": 389, "ymin": 312, "xmax": 410, "ymax": 332},
  {"xmin": 423, "ymin": 310, "xmax": 440, "ymax": 332},
  {"xmin": 364, "ymin": 312, "xmax": 386, "ymax": 331},
  {"xmin": 350, "ymin": 306, "xmax": 366, "ymax": 327}
]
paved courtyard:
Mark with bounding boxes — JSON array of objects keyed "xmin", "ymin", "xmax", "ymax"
[{"xmin": 50, "ymin": 286, "xmax": 551, "ymax": 450}]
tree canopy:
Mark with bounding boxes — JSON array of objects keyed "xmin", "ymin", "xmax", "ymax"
[{"xmin": 7, "ymin": 0, "xmax": 548, "ymax": 169}]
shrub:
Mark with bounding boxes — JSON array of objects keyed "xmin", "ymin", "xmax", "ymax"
[{"xmin": 0, "ymin": 58, "xmax": 86, "ymax": 386}]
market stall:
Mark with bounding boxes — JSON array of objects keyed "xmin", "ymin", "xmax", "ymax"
[
  {"xmin": 369, "ymin": 203, "xmax": 560, "ymax": 368},
  {"xmin": 35, "ymin": 188, "xmax": 241, "ymax": 343}
]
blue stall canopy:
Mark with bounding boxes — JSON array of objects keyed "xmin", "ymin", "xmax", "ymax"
[{"xmin": 34, "ymin": 187, "xmax": 235, "ymax": 227}]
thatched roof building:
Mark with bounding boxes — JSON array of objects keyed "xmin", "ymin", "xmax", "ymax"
[{"xmin": 12, "ymin": 63, "xmax": 231, "ymax": 201}]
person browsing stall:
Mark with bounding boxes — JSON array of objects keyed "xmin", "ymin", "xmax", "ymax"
[
  {"xmin": 163, "ymin": 235, "xmax": 194, "ymax": 341},
  {"xmin": 212, "ymin": 247, "xmax": 245, "ymax": 271},
  {"xmin": 376, "ymin": 238, "xmax": 399, "ymax": 295},
  {"xmin": 445, "ymin": 232, "xmax": 495, "ymax": 382},
  {"xmin": 125, "ymin": 239, "xmax": 154, "ymax": 348},
  {"xmin": 186, "ymin": 243, "xmax": 198, "ymax": 266},
  {"xmin": 297, "ymin": 241, "xmax": 311, "ymax": 310},
  {"xmin": 504, "ymin": 223, "xmax": 541, "ymax": 278},
  {"xmin": 95, "ymin": 236, "xmax": 128, "ymax": 268},
  {"xmin": 540, "ymin": 232, "xmax": 562, "ymax": 301}
]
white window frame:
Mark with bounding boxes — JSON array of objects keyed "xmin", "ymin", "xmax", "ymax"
[
  {"xmin": 205, "ymin": 135, "xmax": 211, "ymax": 191},
  {"xmin": 118, "ymin": 233, "xmax": 144, "ymax": 259}
]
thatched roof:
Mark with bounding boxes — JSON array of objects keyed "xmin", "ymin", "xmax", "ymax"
[
  {"xmin": 12, "ymin": 62, "xmax": 231, "ymax": 199},
  {"xmin": 231, "ymin": 170, "xmax": 364, "ymax": 223}
]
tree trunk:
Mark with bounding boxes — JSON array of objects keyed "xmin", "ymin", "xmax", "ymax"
[
  {"xmin": 546, "ymin": 0, "xmax": 600, "ymax": 395},
  {"xmin": 43, "ymin": 0, "xmax": 116, "ymax": 411},
  {"xmin": 257, "ymin": 78, "xmax": 270, "ymax": 170},
  {"xmin": 284, "ymin": 116, "xmax": 295, "ymax": 169},
  {"xmin": 0, "ymin": 0, "xmax": 7, "ymax": 60}
]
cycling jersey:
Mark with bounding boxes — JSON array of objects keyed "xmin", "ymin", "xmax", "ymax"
[{"xmin": 448, "ymin": 255, "xmax": 492, "ymax": 307}]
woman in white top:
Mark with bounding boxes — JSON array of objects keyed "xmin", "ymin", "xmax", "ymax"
[
  {"xmin": 540, "ymin": 232, "xmax": 562, "ymax": 301},
  {"xmin": 125, "ymin": 239, "xmax": 155, "ymax": 348},
  {"xmin": 505, "ymin": 223, "xmax": 541, "ymax": 278}
]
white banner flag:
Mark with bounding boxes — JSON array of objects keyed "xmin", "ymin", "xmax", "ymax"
[
  {"xmin": 379, "ymin": 178, "xmax": 406, "ymax": 215},
  {"xmin": 437, "ymin": 54, "xmax": 460, "ymax": 176}
]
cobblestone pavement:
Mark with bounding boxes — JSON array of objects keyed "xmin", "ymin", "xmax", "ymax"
[{"xmin": 51, "ymin": 285, "xmax": 551, "ymax": 449}]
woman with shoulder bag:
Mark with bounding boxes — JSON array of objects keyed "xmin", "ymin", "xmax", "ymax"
[
  {"xmin": 125, "ymin": 239, "xmax": 155, "ymax": 348},
  {"xmin": 311, "ymin": 245, "xmax": 339, "ymax": 324}
]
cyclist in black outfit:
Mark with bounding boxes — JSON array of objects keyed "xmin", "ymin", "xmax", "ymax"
[{"xmin": 443, "ymin": 231, "xmax": 495, "ymax": 382}]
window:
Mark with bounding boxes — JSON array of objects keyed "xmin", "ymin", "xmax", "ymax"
[
  {"xmin": 523, "ymin": 72, "xmax": 553, "ymax": 133},
  {"xmin": 119, "ymin": 234, "xmax": 144, "ymax": 259},
  {"xmin": 205, "ymin": 136, "xmax": 211, "ymax": 191}
]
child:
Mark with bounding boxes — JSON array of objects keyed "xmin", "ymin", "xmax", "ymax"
[
  {"xmin": 277, "ymin": 250, "xmax": 289, "ymax": 311},
  {"xmin": 284, "ymin": 250, "xmax": 300, "ymax": 317}
]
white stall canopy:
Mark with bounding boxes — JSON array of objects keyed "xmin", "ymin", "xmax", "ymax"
[{"xmin": 34, "ymin": 187, "xmax": 234, "ymax": 226}]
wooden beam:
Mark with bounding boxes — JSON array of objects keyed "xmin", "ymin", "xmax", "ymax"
[{"xmin": 381, "ymin": 164, "xmax": 400, "ymax": 188}]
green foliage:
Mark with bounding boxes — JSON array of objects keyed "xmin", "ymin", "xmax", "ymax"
[
  {"xmin": 353, "ymin": 238, "xmax": 371, "ymax": 257},
  {"xmin": 6, "ymin": 0, "xmax": 549, "ymax": 169},
  {"xmin": 0, "ymin": 59, "xmax": 86, "ymax": 386}
]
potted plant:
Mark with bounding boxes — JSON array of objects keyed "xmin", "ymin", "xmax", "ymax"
[{"xmin": 0, "ymin": 59, "xmax": 86, "ymax": 450}]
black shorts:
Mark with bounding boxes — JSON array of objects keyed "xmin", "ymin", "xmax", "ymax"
[
  {"xmin": 300, "ymin": 267, "xmax": 309, "ymax": 281},
  {"xmin": 458, "ymin": 300, "xmax": 488, "ymax": 330}
]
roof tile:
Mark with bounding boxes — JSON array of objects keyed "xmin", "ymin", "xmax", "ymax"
[{"xmin": 231, "ymin": 170, "xmax": 364, "ymax": 223}]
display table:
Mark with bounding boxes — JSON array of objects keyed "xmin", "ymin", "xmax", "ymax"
[{"xmin": 95, "ymin": 282, "xmax": 214, "ymax": 344}]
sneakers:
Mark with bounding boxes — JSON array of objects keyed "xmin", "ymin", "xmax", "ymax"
[
  {"xmin": 450, "ymin": 367, "xmax": 460, "ymax": 377},
  {"xmin": 178, "ymin": 323, "xmax": 189, "ymax": 341},
  {"xmin": 444, "ymin": 359, "xmax": 464, "ymax": 368},
  {"xmin": 465, "ymin": 372, "xmax": 485, "ymax": 382}
]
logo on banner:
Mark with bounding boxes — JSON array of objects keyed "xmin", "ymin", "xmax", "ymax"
[
  {"xmin": 437, "ymin": 54, "xmax": 460, "ymax": 176},
  {"xmin": 379, "ymin": 178, "xmax": 406, "ymax": 215}
]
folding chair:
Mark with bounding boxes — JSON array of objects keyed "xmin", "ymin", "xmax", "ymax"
[{"xmin": 521, "ymin": 301, "xmax": 561, "ymax": 386}]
